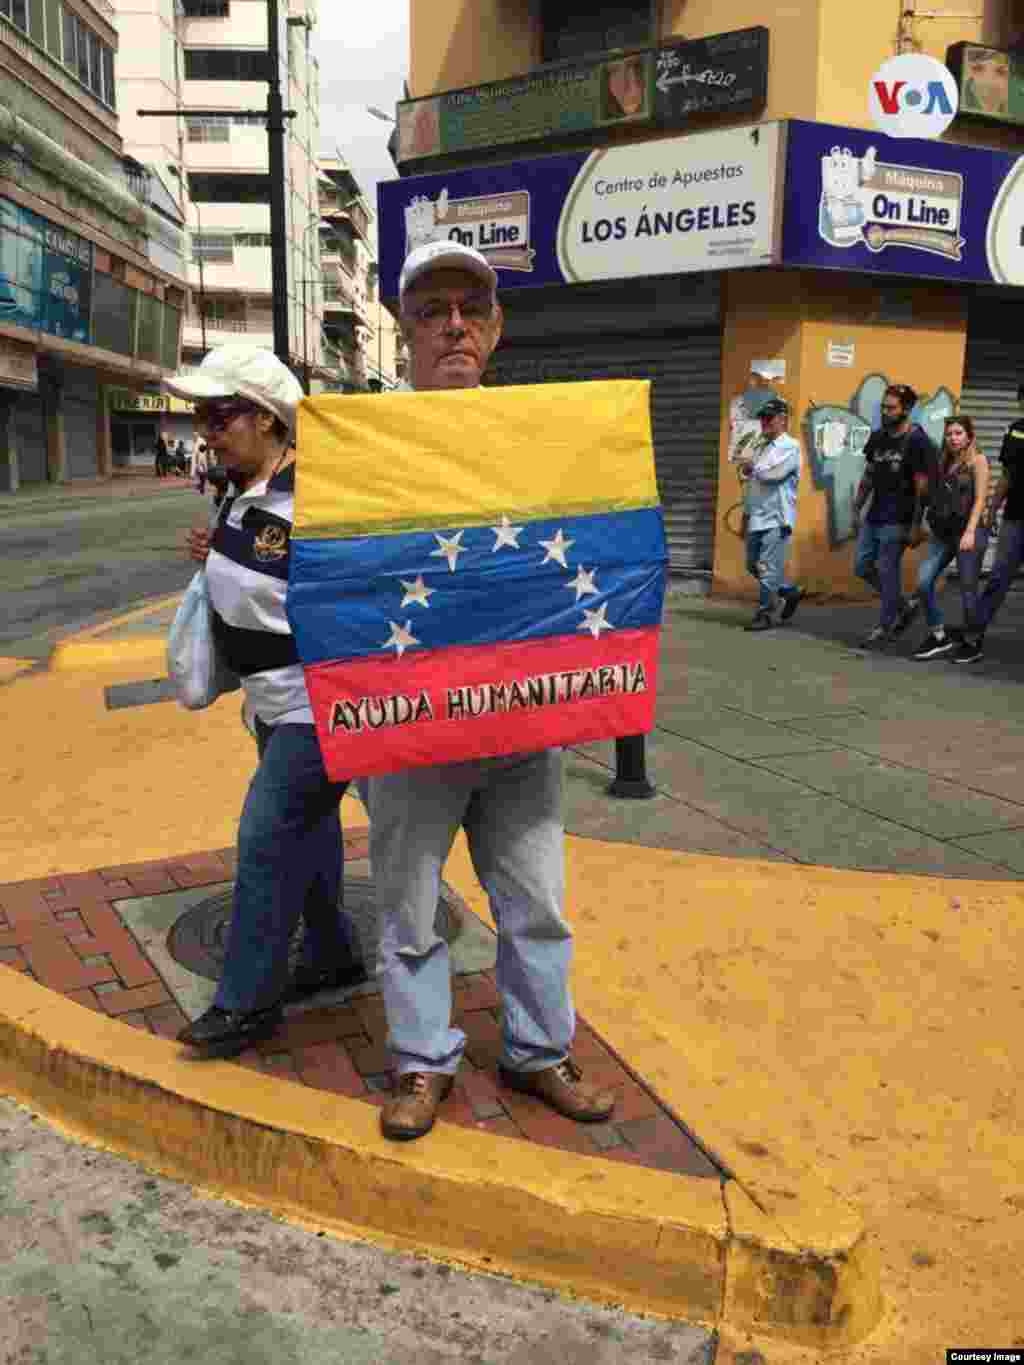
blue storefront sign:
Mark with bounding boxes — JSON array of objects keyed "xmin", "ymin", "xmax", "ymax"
[
  {"xmin": 0, "ymin": 197, "xmax": 93, "ymax": 344},
  {"xmin": 782, "ymin": 118, "xmax": 1024, "ymax": 287},
  {"xmin": 378, "ymin": 122, "xmax": 784, "ymax": 298},
  {"xmin": 380, "ymin": 117, "xmax": 1024, "ymax": 297}
]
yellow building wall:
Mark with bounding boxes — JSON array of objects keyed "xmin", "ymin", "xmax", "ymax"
[
  {"xmin": 713, "ymin": 271, "xmax": 968, "ymax": 601},
  {"xmin": 409, "ymin": 0, "xmax": 536, "ymax": 97}
]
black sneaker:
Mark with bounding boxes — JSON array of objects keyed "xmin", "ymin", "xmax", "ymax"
[
  {"xmin": 860, "ymin": 625, "xmax": 890, "ymax": 649},
  {"xmin": 282, "ymin": 959, "xmax": 369, "ymax": 1004},
  {"xmin": 890, "ymin": 596, "xmax": 921, "ymax": 637},
  {"xmin": 912, "ymin": 631, "xmax": 954, "ymax": 660},
  {"xmin": 177, "ymin": 1004, "xmax": 283, "ymax": 1059},
  {"xmin": 779, "ymin": 586, "xmax": 804, "ymax": 622},
  {"xmin": 952, "ymin": 638, "xmax": 984, "ymax": 664},
  {"xmin": 745, "ymin": 610, "xmax": 775, "ymax": 632}
]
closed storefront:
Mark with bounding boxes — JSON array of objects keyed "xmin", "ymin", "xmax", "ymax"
[
  {"xmin": 960, "ymin": 295, "xmax": 1024, "ymax": 474},
  {"xmin": 62, "ymin": 364, "xmax": 100, "ymax": 479},
  {"xmin": 487, "ymin": 278, "xmax": 722, "ymax": 576},
  {"xmin": 11, "ymin": 394, "xmax": 47, "ymax": 486}
]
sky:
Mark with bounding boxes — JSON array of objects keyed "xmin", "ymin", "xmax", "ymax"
[{"xmin": 314, "ymin": 0, "xmax": 410, "ymax": 224}]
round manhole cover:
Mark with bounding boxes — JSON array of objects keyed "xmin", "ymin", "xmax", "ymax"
[{"xmin": 166, "ymin": 874, "xmax": 464, "ymax": 984}]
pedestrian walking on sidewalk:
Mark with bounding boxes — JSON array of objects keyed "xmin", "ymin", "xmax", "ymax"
[
  {"xmin": 193, "ymin": 439, "xmax": 209, "ymax": 496},
  {"xmin": 957, "ymin": 384, "xmax": 1024, "ymax": 664},
  {"xmin": 369, "ymin": 241, "xmax": 615, "ymax": 1142},
  {"xmin": 165, "ymin": 345, "xmax": 367, "ymax": 1060},
  {"xmin": 852, "ymin": 384, "xmax": 936, "ymax": 649},
  {"xmin": 155, "ymin": 434, "xmax": 169, "ymax": 479},
  {"xmin": 738, "ymin": 398, "xmax": 804, "ymax": 632},
  {"xmin": 909, "ymin": 416, "xmax": 991, "ymax": 661}
]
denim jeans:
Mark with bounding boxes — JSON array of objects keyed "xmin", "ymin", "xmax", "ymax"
[
  {"xmin": 214, "ymin": 720, "xmax": 358, "ymax": 1012},
  {"xmin": 745, "ymin": 525, "xmax": 795, "ymax": 612},
  {"xmin": 854, "ymin": 521, "xmax": 909, "ymax": 629},
  {"xmin": 977, "ymin": 519, "xmax": 1024, "ymax": 633},
  {"xmin": 915, "ymin": 529, "xmax": 990, "ymax": 631},
  {"xmin": 368, "ymin": 750, "xmax": 573, "ymax": 1077}
]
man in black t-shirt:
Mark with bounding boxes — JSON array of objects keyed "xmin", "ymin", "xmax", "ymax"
[
  {"xmin": 961, "ymin": 382, "xmax": 1024, "ymax": 663},
  {"xmin": 852, "ymin": 383, "xmax": 935, "ymax": 648}
]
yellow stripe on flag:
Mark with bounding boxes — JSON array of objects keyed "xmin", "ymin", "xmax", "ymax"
[{"xmin": 294, "ymin": 380, "xmax": 657, "ymax": 539}]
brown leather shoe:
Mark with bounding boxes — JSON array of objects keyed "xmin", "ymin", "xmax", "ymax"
[
  {"xmin": 380, "ymin": 1071, "xmax": 454, "ymax": 1141},
  {"xmin": 498, "ymin": 1056, "xmax": 615, "ymax": 1122}
]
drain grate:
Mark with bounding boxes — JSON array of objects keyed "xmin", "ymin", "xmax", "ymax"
[{"xmin": 166, "ymin": 874, "xmax": 464, "ymax": 983}]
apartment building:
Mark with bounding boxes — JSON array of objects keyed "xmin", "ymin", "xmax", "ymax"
[
  {"xmin": 1, "ymin": 0, "xmax": 187, "ymax": 489},
  {"xmin": 317, "ymin": 154, "xmax": 399, "ymax": 393},
  {"xmin": 381, "ymin": 0, "xmax": 1024, "ymax": 599}
]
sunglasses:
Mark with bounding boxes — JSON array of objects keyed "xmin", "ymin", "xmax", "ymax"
[{"xmin": 193, "ymin": 398, "xmax": 260, "ymax": 432}]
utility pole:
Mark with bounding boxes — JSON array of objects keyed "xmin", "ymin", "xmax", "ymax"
[{"xmin": 266, "ymin": 0, "xmax": 290, "ymax": 366}]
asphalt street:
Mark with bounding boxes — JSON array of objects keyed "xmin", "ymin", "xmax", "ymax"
[{"xmin": 0, "ymin": 482, "xmax": 202, "ymax": 659}]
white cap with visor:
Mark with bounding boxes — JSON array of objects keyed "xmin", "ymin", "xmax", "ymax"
[{"xmin": 163, "ymin": 344, "xmax": 304, "ymax": 436}]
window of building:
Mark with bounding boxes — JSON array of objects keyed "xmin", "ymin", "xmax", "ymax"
[
  {"xmin": 102, "ymin": 46, "xmax": 114, "ymax": 108},
  {"xmin": 186, "ymin": 113, "xmax": 231, "ymax": 142},
  {"xmin": 27, "ymin": 0, "xmax": 44, "ymax": 45},
  {"xmin": 192, "ymin": 232, "xmax": 234, "ymax": 262},
  {"xmin": 87, "ymin": 28, "xmax": 102, "ymax": 97},
  {"xmin": 44, "ymin": 0, "xmax": 61, "ymax": 58},
  {"xmin": 188, "ymin": 172, "xmax": 271, "ymax": 204},
  {"xmin": 181, "ymin": 0, "xmax": 229, "ymax": 15},
  {"xmin": 184, "ymin": 47, "xmax": 271, "ymax": 81},
  {"xmin": 61, "ymin": 6, "xmax": 76, "ymax": 68},
  {"xmin": 540, "ymin": 1, "xmax": 652, "ymax": 63},
  {"xmin": 74, "ymin": 15, "xmax": 89, "ymax": 86},
  {"xmin": 8, "ymin": 0, "xmax": 27, "ymax": 28},
  {"xmin": 235, "ymin": 232, "xmax": 273, "ymax": 248}
]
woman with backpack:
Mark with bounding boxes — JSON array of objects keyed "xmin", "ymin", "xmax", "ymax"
[{"xmin": 910, "ymin": 415, "xmax": 991, "ymax": 661}]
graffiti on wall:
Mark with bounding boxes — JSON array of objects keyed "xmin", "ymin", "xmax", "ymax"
[{"xmin": 805, "ymin": 374, "xmax": 956, "ymax": 546}]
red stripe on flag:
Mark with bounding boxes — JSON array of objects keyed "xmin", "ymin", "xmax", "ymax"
[{"xmin": 305, "ymin": 628, "xmax": 660, "ymax": 779}]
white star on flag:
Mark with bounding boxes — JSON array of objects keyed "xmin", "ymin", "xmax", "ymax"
[
  {"xmin": 430, "ymin": 530, "xmax": 466, "ymax": 572},
  {"xmin": 579, "ymin": 603, "xmax": 613, "ymax": 639},
  {"xmin": 566, "ymin": 566, "xmax": 599, "ymax": 601},
  {"xmin": 382, "ymin": 620, "xmax": 419, "ymax": 657},
  {"xmin": 539, "ymin": 528, "xmax": 574, "ymax": 568},
  {"xmin": 399, "ymin": 575, "xmax": 435, "ymax": 608},
  {"xmin": 491, "ymin": 515, "xmax": 524, "ymax": 551}
]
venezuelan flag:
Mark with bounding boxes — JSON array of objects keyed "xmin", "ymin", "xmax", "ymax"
[{"xmin": 288, "ymin": 380, "xmax": 667, "ymax": 779}]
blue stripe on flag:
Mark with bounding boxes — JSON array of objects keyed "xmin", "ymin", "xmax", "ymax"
[{"xmin": 287, "ymin": 507, "xmax": 666, "ymax": 665}]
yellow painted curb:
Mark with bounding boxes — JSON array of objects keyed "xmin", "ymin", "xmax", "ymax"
[
  {"xmin": 0, "ymin": 967, "xmax": 878, "ymax": 1345},
  {"xmin": 47, "ymin": 592, "xmax": 183, "ymax": 672},
  {"xmin": 49, "ymin": 635, "xmax": 168, "ymax": 672}
]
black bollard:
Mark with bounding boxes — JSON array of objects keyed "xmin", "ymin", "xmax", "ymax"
[{"xmin": 607, "ymin": 735, "xmax": 656, "ymax": 799}]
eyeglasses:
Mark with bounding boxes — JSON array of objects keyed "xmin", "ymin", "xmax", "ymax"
[
  {"xmin": 193, "ymin": 398, "xmax": 259, "ymax": 432},
  {"xmin": 407, "ymin": 296, "xmax": 495, "ymax": 329}
]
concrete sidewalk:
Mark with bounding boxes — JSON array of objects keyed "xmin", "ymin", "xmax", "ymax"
[{"xmin": 2, "ymin": 590, "xmax": 1024, "ymax": 1362}]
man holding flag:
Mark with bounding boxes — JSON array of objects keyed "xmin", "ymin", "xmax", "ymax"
[{"xmin": 369, "ymin": 243, "xmax": 617, "ymax": 1140}]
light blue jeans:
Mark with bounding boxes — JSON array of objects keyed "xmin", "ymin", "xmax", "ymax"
[
  {"xmin": 368, "ymin": 750, "xmax": 573, "ymax": 1077},
  {"xmin": 915, "ymin": 529, "xmax": 989, "ymax": 631},
  {"xmin": 977, "ymin": 519, "xmax": 1024, "ymax": 633},
  {"xmin": 745, "ymin": 525, "xmax": 795, "ymax": 611},
  {"xmin": 854, "ymin": 521, "xmax": 909, "ymax": 630}
]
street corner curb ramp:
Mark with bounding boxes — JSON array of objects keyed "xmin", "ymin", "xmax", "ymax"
[{"xmin": 0, "ymin": 967, "xmax": 881, "ymax": 1348}]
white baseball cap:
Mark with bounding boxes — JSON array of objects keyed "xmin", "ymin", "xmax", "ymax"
[
  {"xmin": 399, "ymin": 240, "xmax": 497, "ymax": 303},
  {"xmin": 163, "ymin": 344, "xmax": 304, "ymax": 435}
]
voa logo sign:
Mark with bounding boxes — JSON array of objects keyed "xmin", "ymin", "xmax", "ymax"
[{"xmin": 869, "ymin": 54, "xmax": 959, "ymax": 138}]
